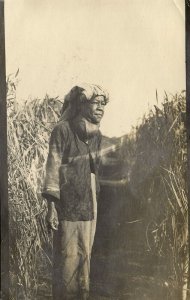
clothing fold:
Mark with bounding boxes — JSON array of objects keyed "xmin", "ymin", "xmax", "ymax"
[{"xmin": 53, "ymin": 174, "xmax": 97, "ymax": 300}]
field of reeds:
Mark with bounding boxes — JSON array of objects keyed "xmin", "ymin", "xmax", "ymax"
[
  {"xmin": 119, "ymin": 91, "xmax": 188, "ymax": 299},
  {"xmin": 7, "ymin": 72, "xmax": 189, "ymax": 300},
  {"xmin": 7, "ymin": 73, "xmax": 62, "ymax": 299}
]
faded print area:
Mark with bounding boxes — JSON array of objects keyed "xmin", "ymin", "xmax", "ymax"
[{"xmin": 5, "ymin": 1, "xmax": 188, "ymax": 299}]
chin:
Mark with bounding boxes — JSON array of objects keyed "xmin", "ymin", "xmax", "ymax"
[
  {"xmin": 94, "ymin": 115, "xmax": 103, "ymax": 123},
  {"xmin": 93, "ymin": 118, "xmax": 101, "ymax": 124}
]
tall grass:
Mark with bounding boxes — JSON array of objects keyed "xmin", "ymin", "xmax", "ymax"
[
  {"xmin": 7, "ymin": 72, "xmax": 188, "ymax": 299},
  {"xmin": 120, "ymin": 91, "xmax": 188, "ymax": 299},
  {"xmin": 7, "ymin": 73, "xmax": 62, "ymax": 299}
]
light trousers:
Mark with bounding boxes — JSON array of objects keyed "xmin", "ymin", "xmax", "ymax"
[{"xmin": 53, "ymin": 174, "xmax": 97, "ymax": 300}]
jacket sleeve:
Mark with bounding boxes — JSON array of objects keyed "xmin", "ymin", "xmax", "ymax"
[
  {"xmin": 96, "ymin": 131, "xmax": 103, "ymax": 173},
  {"xmin": 42, "ymin": 124, "xmax": 66, "ymax": 201}
]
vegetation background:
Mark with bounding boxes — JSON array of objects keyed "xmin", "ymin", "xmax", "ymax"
[{"xmin": 7, "ymin": 72, "xmax": 188, "ymax": 299}]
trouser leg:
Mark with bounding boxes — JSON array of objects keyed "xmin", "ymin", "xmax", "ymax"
[
  {"xmin": 52, "ymin": 224, "xmax": 63, "ymax": 300},
  {"xmin": 78, "ymin": 218, "xmax": 97, "ymax": 298},
  {"xmin": 78, "ymin": 174, "xmax": 97, "ymax": 298},
  {"xmin": 59, "ymin": 221, "xmax": 81, "ymax": 300},
  {"xmin": 53, "ymin": 219, "xmax": 97, "ymax": 300},
  {"xmin": 53, "ymin": 174, "xmax": 97, "ymax": 300}
]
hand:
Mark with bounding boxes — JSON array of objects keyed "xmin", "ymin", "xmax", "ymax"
[{"xmin": 46, "ymin": 202, "xmax": 59, "ymax": 232}]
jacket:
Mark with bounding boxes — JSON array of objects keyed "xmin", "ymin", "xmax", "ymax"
[{"xmin": 42, "ymin": 119, "xmax": 102, "ymax": 221}]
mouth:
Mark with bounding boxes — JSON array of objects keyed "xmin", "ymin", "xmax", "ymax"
[{"xmin": 95, "ymin": 113, "xmax": 103, "ymax": 117}]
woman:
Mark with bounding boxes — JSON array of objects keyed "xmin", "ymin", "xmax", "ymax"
[{"xmin": 42, "ymin": 84, "xmax": 109, "ymax": 300}]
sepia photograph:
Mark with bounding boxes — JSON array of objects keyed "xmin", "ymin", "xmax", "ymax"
[{"xmin": 1, "ymin": 0, "xmax": 189, "ymax": 299}]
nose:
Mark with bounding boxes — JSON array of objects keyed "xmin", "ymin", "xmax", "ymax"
[
  {"xmin": 98, "ymin": 101, "xmax": 105, "ymax": 107},
  {"xmin": 96, "ymin": 102, "xmax": 105, "ymax": 110}
]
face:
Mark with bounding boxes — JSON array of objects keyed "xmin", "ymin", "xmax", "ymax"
[{"xmin": 80, "ymin": 95, "xmax": 106, "ymax": 124}]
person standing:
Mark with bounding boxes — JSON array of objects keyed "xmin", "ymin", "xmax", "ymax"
[{"xmin": 42, "ymin": 84, "xmax": 109, "ymax": 300}]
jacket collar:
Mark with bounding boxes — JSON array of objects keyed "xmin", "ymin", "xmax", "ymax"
[{"xmin": 71, "ymin": 115, "xmax": 100, "ymax": 143}]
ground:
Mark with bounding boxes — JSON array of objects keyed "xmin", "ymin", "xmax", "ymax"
[{"xmin": 37, "ymin": 185, "xmax": 182, "ymax": 300}]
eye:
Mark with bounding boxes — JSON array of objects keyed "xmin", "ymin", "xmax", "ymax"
[
  {"xmin": 91, "ymin": 101, "xmax": 99, "ymax": 105},
  {"xmin": 91, "ymin": 101, "xmax": 106, "ymax": 106}
]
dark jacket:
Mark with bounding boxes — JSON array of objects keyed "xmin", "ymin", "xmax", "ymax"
[{"xmin": 42, "ymin": 120, "xmax": 102, "ymax": 221}]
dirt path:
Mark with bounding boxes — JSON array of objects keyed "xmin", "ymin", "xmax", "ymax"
[
  {"xmin": 37, "ymin": 185, "xmax": 176, "ymax": 299},
  {"xmin": 89, "ymin": 185, "xmax": 173, "ymax": 300},
  {"xmin": 90, "ymin": 227, "xmax": 168, "ymax": 300},
  {"xmin": 37, "ymin": 230, "xmax": 169, "ymax": 300}
]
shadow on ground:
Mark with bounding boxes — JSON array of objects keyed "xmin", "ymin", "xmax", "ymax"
[
  {"xmin": 37, "ymin": 185, "xmax": 178, "ymax": 300},
  {"xmin": 89, "ymin": 185, "xmax": 172, "ymax": 300}
]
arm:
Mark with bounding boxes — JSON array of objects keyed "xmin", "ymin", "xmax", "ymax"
[
  {"xmin": 42, "ymin": 123, "xmax": 65, "ymax": 200},
  {"xmin": 99, "ymin": 178, "xmax": 128, "ymax": 186},
  {"xmin": 96, "ymin": 130, "xmax": 103, "ymax": 174},
  {"xmin": 42, "ymin": 123, "xmax": 66, "ymax": 230},
  {"xmin": 96, "ymin": 130, "xmax": 102, "ymax": 170},
  {"xmin": 46, "ymin": 200, "xmax": 58, "ymax": 231}
]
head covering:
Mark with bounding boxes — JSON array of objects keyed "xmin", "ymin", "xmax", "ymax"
[{"xmin": 60, "ymin": 83, "xmax": 109, "ymax": 121}]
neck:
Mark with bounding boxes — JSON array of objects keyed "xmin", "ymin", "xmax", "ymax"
[{"xmin": 72, "ymin": 115, "xmax": 100, "ymax": 142}]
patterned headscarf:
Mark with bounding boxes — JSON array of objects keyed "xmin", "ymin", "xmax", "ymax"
[{"xmin": 60, "ymin": 84, "xmax": 109, "ymax": 121}]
